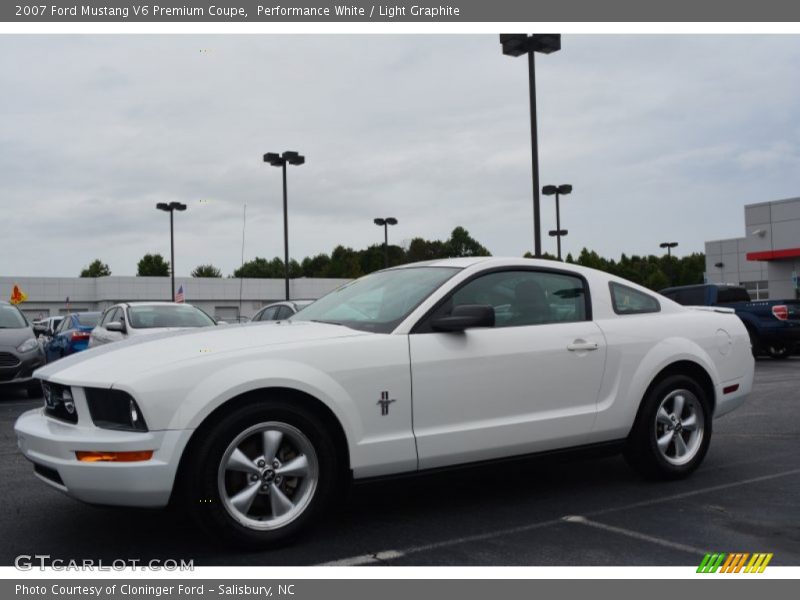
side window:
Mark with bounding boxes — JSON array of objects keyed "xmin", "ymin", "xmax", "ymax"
[
  {"xmin": 258, "ymin": 306, "xmax": 278, "ymax": 321},
  {"xmin": 426, "ymin": 269, "xmax": 589, "ymax": 330},
  {"xmin": 100, "ymin": 308, "xmax": 115, "ymax": 326},
  {"xmin": 275, "ymin": 305, "xmax": 294, "ymax": 320},
  {"xmin": 610, "ymin": 282, "xmax": 660, "ymax": 315}
]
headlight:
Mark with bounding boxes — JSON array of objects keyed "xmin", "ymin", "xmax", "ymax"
[
  {"xmin": 84, "ymin": 388, "xmax": 148, "ymax": 432},
  {"xmin": 17, "ymin": 338, "xmax": 38, "ymax": 353}
]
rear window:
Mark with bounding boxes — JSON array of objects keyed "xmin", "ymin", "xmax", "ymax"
[
  {"xmin": 75, "ymin": 313, "xmax": 100, "ymax": 327},
  {"xmin": 717, "ymin": 287, "xmax": 751, "ymax": 303},
  {"xmin": 610, "ymin": 282, "xmax": 660, "ymax": 315},
  {"xmin": 128, "ymin": 305, "xmax": 216, "ymax": 329},
  {"xmin": 675, "ymin": 288, "xmax": 706, "ymax": 305}
]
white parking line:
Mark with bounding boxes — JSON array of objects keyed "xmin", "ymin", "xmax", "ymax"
[
  {"xmin": 587, "ymin": 467, "xmax": 800, "ymax": 517},
  {"xmin": 321, "ymin": 550, "xmax": 405, "ymax": 566},
  {"xmin": 562, "ymin": 515, "xmax": 706, "ymax": 555},
  {"xmin": 318, "ymin": 467, "xmax": 800, "ymax": 566}
]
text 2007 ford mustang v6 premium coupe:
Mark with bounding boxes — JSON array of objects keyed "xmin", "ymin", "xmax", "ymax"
[{"xmin": 15, "ymin": 258, "xmax": 754, "ymax": 546}]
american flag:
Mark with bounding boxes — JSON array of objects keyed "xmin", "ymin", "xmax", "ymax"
[{"xmin": 174, "ymin": 284, "xmax": 185, "ymax": 303}]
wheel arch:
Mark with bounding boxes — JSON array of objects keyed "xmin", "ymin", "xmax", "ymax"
[
  {"xmin": 170, "ymin": 386, "xmax": 351, "ymax": 506},
  {"xmin": 629, "ymin": 360, "xmax": 717, "ymax": 437}
]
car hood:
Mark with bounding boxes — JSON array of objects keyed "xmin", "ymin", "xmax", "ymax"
[
  {"xmin": 0, "ymin": 327, "xmax": 35, "ymax": 349},
  {"xmin": 35, "ymin": 321, "xmax": 369, "ymax": 386}
]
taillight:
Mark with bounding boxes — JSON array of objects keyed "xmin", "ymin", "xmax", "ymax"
[
  {"xmin": 772, "ymin": 305, "xmax": 789, "ymax": 320},
  {"xmin": 70, "ymin": 331, "xmax": 91, "ymax": 340}
]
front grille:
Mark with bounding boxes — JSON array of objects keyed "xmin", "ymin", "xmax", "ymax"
[
  {"xmin": 0, "ymin": 352, "xmax": 20, "ymax": 368},
  {"xmin": 42, "ymin": 381, "xmax": 78, "ymax": 424}
]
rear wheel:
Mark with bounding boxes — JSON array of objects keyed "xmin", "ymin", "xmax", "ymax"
[
  {"xmin": 624, "ymin": 375, "xmax": 712, "ymax": 480},
  {"xmin": 183, "ymin": 399, "xmax": 341, "ymax": 548}
]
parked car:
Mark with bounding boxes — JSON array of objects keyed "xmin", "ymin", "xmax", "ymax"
[
  {"xmin": 16, "ymin": 258, "xmax": 753, "ymax": 547},
  {"xmin": 0, "ymin": 301, "xmax": 46, "ymax": 396},
  {"xmin": 89, "ymin": 302, "xmax": 217, "ymax": 348},
  {"xmin": 33, "ymin": 316, "xmax": 63, "ymax": 338},
  {"xmin": 251, "ymin": 300, "xmax": 314, "ymax": 322},
  {"xmin": 659, "ymin": 283, "xmax": 800, "ymax": 359},
  {"xmin": 43, "ymin": 312, "xmax": 101, "ymax": 363}
]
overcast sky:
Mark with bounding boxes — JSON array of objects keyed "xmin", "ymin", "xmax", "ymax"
[{"xmin": 1, "ymin": 35, "xmax": 799, "ymax": 277}]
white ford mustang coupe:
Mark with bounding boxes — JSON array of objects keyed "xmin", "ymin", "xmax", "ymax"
[{"xmin": 15, "ymin": 258, "xmax": 754, "ymax": 546}]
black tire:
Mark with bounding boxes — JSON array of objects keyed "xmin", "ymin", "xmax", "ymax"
[
  {"xmin": 624, "ymin": 374, "xmax": 712, "ymax": 480},
  {"xmin": 26, "ymin": 381, "xmax": 42, "ymax": 398},
  {"xmin": 181, "ymin": 398, "xmax": 342, "ymax": 548},
  {"xmin": 745, "ymin": 328, "xmax": 761, "ymax": 358},
  {"xmin": 767, "ymin": 343, "xmax": 791, "ymax": 360}
]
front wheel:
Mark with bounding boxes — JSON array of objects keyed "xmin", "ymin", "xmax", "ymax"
[
  {"xmin": 767, "ymin": 343, "xmax": 791, "ymax": 359},
  {"xmin": 624, "ymin": 375, "xmax": 712, "ymax": 480},
  {"xmin": 183, "ymin": 400, "xmax": 341, "ymax": 548}
]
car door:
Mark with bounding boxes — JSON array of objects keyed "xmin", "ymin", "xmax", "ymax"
[
  {"xmin": 409, "ymin": 268, "xmax": 607, "ymax": 470},
  {"xmin": 92, "ymin": 307, "xmax": 120, "ymax": 346},
  {"xmin": 46, "ymin": 316, "xmax": 71, "ymax": 361}
]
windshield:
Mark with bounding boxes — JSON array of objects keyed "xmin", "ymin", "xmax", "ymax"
[
  {"xmin": 0, "ymin": 304, "xmax": 28, "ymax": 329},
  {"xmin": 128, "ymin": 305, "xmax": 216, "ymax": 329},
  {"xmin": 291, "ymin": 267, "xmax": 460, "ymax": 333}
]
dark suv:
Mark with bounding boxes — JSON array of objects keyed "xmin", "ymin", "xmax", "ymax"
[{"xmin": 0, "ymin": 301, "xmax": 45, "ymax": 396}]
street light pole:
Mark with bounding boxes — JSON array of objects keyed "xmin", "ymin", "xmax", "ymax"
[
  {"xmin": 155, "ymin": 201, "xmax": 187, "ymax": 302},
  {"xmin": 543, "ymin": 184, "xmax": 572, "ymax": 260},
  {"xmin": 264, "ymin": 151, "xmax": 305, "ymax": 301},
  {"xmin": 660, "ymin": 241, "xmax": 679, "ymax": 285},
  {"xmin": 373, "ymin": 217, "xmax": 398, "ymax": 268},
  {"xmin": 500, "ymin": 34, "xmax": 562, "ymax": 258}
]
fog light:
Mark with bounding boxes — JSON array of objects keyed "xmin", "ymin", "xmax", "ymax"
[
  {"xmin": 76, "ymin": 451, "xmax": 154, "ymax": 462},
  {"xmin": 62, "ymin": 388, "xmax": 75, "ymax": 415}
]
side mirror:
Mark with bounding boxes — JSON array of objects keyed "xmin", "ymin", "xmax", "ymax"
[
  {"xmin": 432, "ymin": 304, "xmax": 495, "ymax": 332},
  {"xmin": 106, "ymin": 321, "xmax": 126, "ymax": 333}
]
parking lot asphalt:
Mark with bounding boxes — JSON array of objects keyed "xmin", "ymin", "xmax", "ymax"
[{"xmin": 1, "ymin": 358, "xmax": 798, "ymax": 567}]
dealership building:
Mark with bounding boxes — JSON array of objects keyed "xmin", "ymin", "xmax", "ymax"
[
  {"xmin": 705, "ymin": 197, "xmax": 800, "ymax": 300},
  {"xmin": 0, "ymin": 276, "xmax": 347, "ymax": 322}
]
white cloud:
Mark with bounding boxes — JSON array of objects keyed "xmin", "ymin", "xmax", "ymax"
[{"xmin": 1, "ymin": 35, "xmax": 799, "ymax": 276}]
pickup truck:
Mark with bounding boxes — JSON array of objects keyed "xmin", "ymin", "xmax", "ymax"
[{"xmin": 659, "ymin": 283, "xmax": 800, "ymax": 359}]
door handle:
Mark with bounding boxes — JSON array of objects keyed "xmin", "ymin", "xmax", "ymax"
[{"xmin": 567, "ymin": 340, "xmax": 599, "ymax": 352}]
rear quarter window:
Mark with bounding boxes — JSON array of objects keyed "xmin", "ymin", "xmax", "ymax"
[{"xmin": 610, "ymin": 282, "xmax": 660, "ymax": 315}]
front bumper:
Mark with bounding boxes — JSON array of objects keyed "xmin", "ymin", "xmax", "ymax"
[{"xmin": 14, "ymin": 407, "xmax": 193, "ymax": 507}]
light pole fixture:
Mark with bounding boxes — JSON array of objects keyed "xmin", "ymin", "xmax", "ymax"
[
  {"xmin": 155, "ymin": 201, "xmax": 187, "ymax": 302},
  {"xmin": 374, "ymin": 217, "xmax": 398, "ymax": 268},
  {"xmin": 500, "ymin": 33, "xmax": 562, "ymax": 258},
  {"xmin": 264, "ymin": 150, "xmax": 305, "ymax": 301},
  {"xmin": 659, "ymin": 241, "xmax": 679, "ymax": 259},
  {"xmin": 714, "ymin": 262, "xmax": 724, "ymax": 269},
  {"xmin": 542, "ymin": 184, "xmax": 572, "ymax": 260}
]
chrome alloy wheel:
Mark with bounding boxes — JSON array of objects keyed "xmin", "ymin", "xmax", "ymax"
[
  {"xmin": 654, "ymin": 389, "xmax": 705, "ymax": 466},
  {"xmin": 218, "ymin": 422, "xmax": 319, "ymax": 531}
]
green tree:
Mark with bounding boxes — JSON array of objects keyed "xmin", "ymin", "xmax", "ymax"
[
  {"xmin": 191, "ymin": 264, "xmax": 222, "ymax": 278},
  {"xmin": 232, "ymin": 257, "xmax": 302, "ymax": 278},
  {"xmin": 80, "ymin": 259, "xmax": 111, "ymax": 278},
  {"xmin": 137, "ymin": 253, "xmax": 170, "ymax": 276},
  {"xmin": 445, "ymin": 226, "xmax": 491, "ymax": 257}
]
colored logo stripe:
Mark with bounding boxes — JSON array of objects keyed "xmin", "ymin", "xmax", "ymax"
[{"xmin": 697, "ymin": 553, "xmax": 773, "ymax": 573}]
